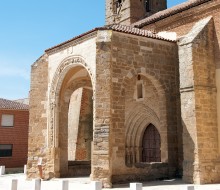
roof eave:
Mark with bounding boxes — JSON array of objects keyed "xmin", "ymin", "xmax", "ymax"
[{"xmin": 133, "ymin": 0, "xmax": 212, "ymax": 28}]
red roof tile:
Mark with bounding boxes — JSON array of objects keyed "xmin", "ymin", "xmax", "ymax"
[
  {"xmin": 0, "ymin": 98, "xmax": 29, "ymax": 110},
  {"xmin": 45, "ymin": 25, "xmax": 175, "ymax": 53},
  {"xmin": 107, "ymin": 24, "xmax": 174, "ymax": 41},
  {"xmin": 133, "ymin": 0, "xmax": 212, "ymax": 28}
]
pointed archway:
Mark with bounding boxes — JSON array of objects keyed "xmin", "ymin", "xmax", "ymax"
[{"xmin": 142, "ymin": 124, "xmax": 161, "ymax": 162}]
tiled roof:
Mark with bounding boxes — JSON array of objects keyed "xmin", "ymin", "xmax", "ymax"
[
  {"xmin": 133, "ymin": 0, "xmax": 212, "ymax": 28},
  {"xmin": 45, "ymin": 24, "xmax": 175, "ymax": 52},
  {"xmin": 0, "ymin": 98, "xmax": 29, "ymax": 110},
  {"xmin": 14, "ymin": 98, "xmax": 29, "ymax": 105},
  {"xmin": 106, "ymin": 24, "xmax": 175, "ymax": 41}
]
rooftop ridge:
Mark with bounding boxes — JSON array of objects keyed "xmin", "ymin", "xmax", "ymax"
[
  {"xmin": 45, "ymin": 24, "xmax": 175, "ymax": 53},
  {"xmin": 107, "ymin": 24, "xmax": 175, "ymax": 42},
  {"xmin": 133, "ymin": 0, "xmax": 212, "ymax": 28}
]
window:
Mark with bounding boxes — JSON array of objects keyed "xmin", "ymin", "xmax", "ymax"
[
  {"xmin": 135, "ymin": 80, "xmax": 144, "ymax": 100},
  {"xmin": 0, "ymin": 144, "xmax": 13, "ymax": 157},
  {"xmin": 137, "ymin": 82, "xmax": 143, "ymax": 99},
  {"xmin": 142, "ymin": 124, "xmax": 161, "ymax": 162},
  {"xmin": 145, "ymin": 0, "xmax": 151, "ymax": 12},
  {"xmin": 113, "ymin": 0, "xmax": 122, "ymax": 14},
  {"xmin": 1, "ymin": 114, "xmax": 14, "ymax": 127}
]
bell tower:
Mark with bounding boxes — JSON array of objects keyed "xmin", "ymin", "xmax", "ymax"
[{"xmin": 106, "ymin": 0, "xmax": 167, "ymax": 25}]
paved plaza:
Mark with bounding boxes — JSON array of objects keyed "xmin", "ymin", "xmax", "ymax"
[{"xmin": 1, "ymin": 174, "xmax": 220, "ymax": 190}]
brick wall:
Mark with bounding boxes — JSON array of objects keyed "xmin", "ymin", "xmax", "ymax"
[
  {"xmin": 75, "ymin": 88, "xmax": 93, "ymax": 161},
  {"xmin": 142, "ymin": 0, "xmax": 220, "ymax": 71},
  {"xmin": 0, "ymin": 109, "xmax": 29, "ymax": 168},
  {"xmin": 142, "ymin": 1, "xmax": 220, "ymax": 36},
  {"xmin": 141, "ymin": 0, "xmax": 220, "ymax": 52}
]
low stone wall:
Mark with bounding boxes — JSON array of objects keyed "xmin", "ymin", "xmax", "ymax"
[{"xmin": 112, "ymin": 163, "xmax": 169, "ymax": 183}]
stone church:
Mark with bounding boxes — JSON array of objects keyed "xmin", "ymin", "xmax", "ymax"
[{"xmin": 27, "ymin": 0, "xmax": 220, "ymax": 187}]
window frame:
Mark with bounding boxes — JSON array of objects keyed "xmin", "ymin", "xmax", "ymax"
[
  {"xmin": 145, "ymin": 0, "xmax": 151, "ymax": 12},
  {"xmin": 0, "ymin": 144, "xmax": 13, "ymax": 158},
  {"xmin": 1, "ymin": 114, "xmax": 14, "ymax": 128},
  {"xmin": 135, "ymin": 80, "xmax": 144, "ymax": 101},
  {"xmin": 113, "ymin": 0, "xmax": 122, "ymax": 15}
]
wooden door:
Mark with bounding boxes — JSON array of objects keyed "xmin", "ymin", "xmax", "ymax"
[{"xmin": 142, "ymin": 124, "xmax": 161, "ymax": 162}]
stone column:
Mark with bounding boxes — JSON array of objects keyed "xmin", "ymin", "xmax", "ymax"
[
  {"xmin": 45, "ymin": 147, "xmax": 60, "ymax": 178},
  {"xmin": 91, "ymin": 30, "xmax": 113, "ymax": 188},
  {"xmin": 178, "ymin": 17, "xmax": 219, "ymax": 184}
]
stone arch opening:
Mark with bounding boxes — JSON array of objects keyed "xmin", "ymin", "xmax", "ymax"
[
  {"xmin": 59, "ymin": 66, "xmax": 93, "ymax": 177},
  {"xmin": 67, "ymin": 86, "xmax": 93, "ymax": 176},
  {"xmin": 124, "ymin": 71, "xmax": 168, "ymax": 167},
  {"xmin": 49, "ymin": 56, "xmax": 94, "ymax": 178}
]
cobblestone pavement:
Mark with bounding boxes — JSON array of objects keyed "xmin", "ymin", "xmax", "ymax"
[{"xmin": 1, "ymin": 174, "xmax": 220, "ymax": 190}]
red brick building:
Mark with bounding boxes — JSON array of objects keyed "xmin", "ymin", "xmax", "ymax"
[{"xmin": 0, "ymin": 98, "xmax": 29, "ymax": 168}]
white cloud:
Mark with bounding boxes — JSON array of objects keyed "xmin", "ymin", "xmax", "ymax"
[{"xmin": 0, "ymin": 66, "xmax": 30, "ymax": 80}]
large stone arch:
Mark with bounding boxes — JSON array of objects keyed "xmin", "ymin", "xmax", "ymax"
[
  {"xmin": 48, "ymin": 55, "xmax": 95, "ymax": 177},
  {"xmin": 48, "ymin": 56, "xmax": 94, "ymax": 148},
  {"xmin": 123, "ymin": 67, "xmax": 168, "ymax": 167}
]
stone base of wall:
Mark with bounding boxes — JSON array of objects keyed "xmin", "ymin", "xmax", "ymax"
[
  {"xmin": 112, "ymin": 163, "xmax": 176, "ymax": 183},
  {"xmin": 68, "ymin": 161, "xmax": 91, "ymax": 177},
  {"xmin": 199, "ymin": 162, "xmax": 220, "ymax": 184}
]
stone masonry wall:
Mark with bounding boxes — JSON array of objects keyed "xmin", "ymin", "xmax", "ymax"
[
  {"xmin": 106, "ymin": 0, "xmax": 167, "ymax": 25},
  {"xmin": 142, "ymin": 0, "xmax": 220, "ymax": 184},
  {"xmin": 124, "ymin": 76, "xmax": 162, "ymax": 166},
  {"xmin": 38, "ymin": 35, "xmax": 97, "ymax": 179},
  {"xmin": 141, "ymin": 0, "xmax": 220, "ymax": 72},
  {"xmin": 110, "ymin": 31, "xmax": 180, "ymax": 183},
  {"xmin": 192, "ymin": 18, "xmax": 219, "ymax": 184},
  {"xmin": 142, "ymin": 1, "xmax": 220, "ymax": 37},
  {"xmin": 27, "ymin": 54, "xmax": 49, "ymax": 178},
  {"xmin": 178, "ymin": 17, "xmax": 220, "ymax": 184},
  {"xmin": 91, "ymin": 30, "xmax": 113, "ymax": 188},
  {"xmin": 142, "ymin": 1, "xmax": 220, "ymax": 69}
]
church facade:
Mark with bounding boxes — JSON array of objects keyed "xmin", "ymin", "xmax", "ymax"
[{"xmin": 27, "ymin": 0, "xmax": 220, "ymax": 187}]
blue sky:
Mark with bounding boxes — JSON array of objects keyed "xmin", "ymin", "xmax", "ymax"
[{"xmin": 0, "ymin": 0, "xmax": 186, "ymax": 100}]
